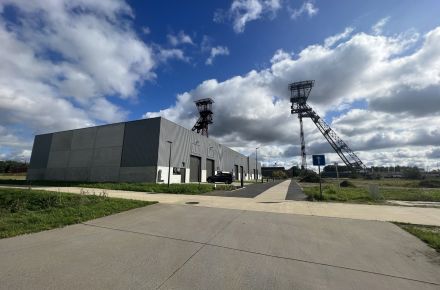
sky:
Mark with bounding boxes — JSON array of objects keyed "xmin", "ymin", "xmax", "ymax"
[{"xmin": 0, "ymin": 0, "xmax": 440, "ymax": 170}]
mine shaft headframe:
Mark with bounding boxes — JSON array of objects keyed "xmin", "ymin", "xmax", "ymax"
[
  {"xmin": 289, "ymin": 80, "xmax": 315, "ymax": 106},
  {"xmin": 288, "ymin": 80, "xmax": 366, "ymax": 172},
  {"xmin": 195, "ymin": 98, "xmax": 214, "ymax": 114},
  {"xmin": 289, "ymin": 80, "xmax": 314, "ymax": 171},
  {"xmin": 192, "ymin": 98, "xmax": 214, "ymax": 137}
]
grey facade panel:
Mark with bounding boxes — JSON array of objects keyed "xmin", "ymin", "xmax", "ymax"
[
  {"xmin": 27, "ymin": 169, "xmax": 46, "ymax": 180},
  {"xmin": 47, "ymin": 150, "xmax": 70, "ymax": 168},
  {"xmin": 50, "ymin": 131, "xmax": 73, "ymax": 151},
  {"xmin": 28, "ymin": 134, "xmax": 53, "ymax": 169},
  {"xmin": 121, "ymin": 118, "xmax": 160, "ymax": 167},
  {"xmin": 45, "ymin": 168, "xmax": 66, "ymax": 180},
  {"xmin": 94, "ymin": 124, "xmax": 125, "ymax": 148},
  {"xmin": 92, "ymin": 147, "xmax": 122, "ymax": 167},
  {"xmin": 158, "ymin": 118, "xmax": 192, "ymax": 169},
  {"xmin": 119, "ymin": 167, "xmax": 157, "ymax": 182},
  {"xmin": 65, "ymin": 167, "xmax": 90, "ymax": 181},
  {"xmin": 248, "ymin": 156, "xmax": 262, "ymax": 173},
  {"xmin": 71, "ymin": 127, "xmax": 97, "ymax": 150},
  {"xmin": 90, "ymin": 167, "xmax": 120, "ymax": 182},
  {"xmin": 68, "ymin": 149, "xmax": 93, "ymax": 168}
]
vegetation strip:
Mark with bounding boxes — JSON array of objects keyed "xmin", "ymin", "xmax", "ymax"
[
  {"xmin": 300, "ymin": 176, "xmax": 440, "ymax": 203},
  {"xmin": 0, "ymin": 180, "xmax": 235, "ymax": 194},
  {"xmin": 396, "ymin": 223, "xmax": 440, "ymax": 253},
  {"xmin": 0, "ymin": 187, "xmax": 156, "ymax": 239}
]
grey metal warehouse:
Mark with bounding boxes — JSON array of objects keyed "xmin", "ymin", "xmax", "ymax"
[{"xmin": 27, "ymin": 117, "xmax": 261, "ymax": 183}]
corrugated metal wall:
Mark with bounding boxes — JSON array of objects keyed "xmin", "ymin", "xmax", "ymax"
[{"xmin": 158, "ymin": 118, "xmax": 253, "ymax": 181}]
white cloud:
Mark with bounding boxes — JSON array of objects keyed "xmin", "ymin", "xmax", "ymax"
[
  {"xmin": 0, "ymin": 0, "xmax": 154, "ymax": 160},
  {"xmin": 372, "ymin": 17, "xmax": 390, "ymax": 35},
  {"xmin": 157, "ymin": 48, "xmax": 190, "ymax": 63},
  {"xmin": 324, "ymin": 27, "xmax": 354, "ymax": 47},
  {"xmin": 290, "ymin": 1, "xmax": 318, "ymax": 20},
  {"xmin": 144, "ymin": 26, "xmax": 440, "ymax": 168},
  {"xmin": 271, "ymin": 49, "xmax": 292, "ymax": 63},
  {"xmin": 215, "ymin": 0, "xmax": 282, "ymax": 33},
  {"xmin": 167, "ymin": 31, "xmax": 194, "ymax": 46},
  {"xmin": 206, "ymin": 46, "xmax": 230, "ymax": 65}
]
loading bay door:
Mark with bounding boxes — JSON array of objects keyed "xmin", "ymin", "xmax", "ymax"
[
  {"xmin": 190, "ymin": 155, "xmax": 201, "ymax": 182},
  {"xmin": 206, "ymin": 159, "xmax": 215, "ymax": 178},
  {"xmin": 234, "ymin": 165, "xmax": 239, "ymax": 180}
]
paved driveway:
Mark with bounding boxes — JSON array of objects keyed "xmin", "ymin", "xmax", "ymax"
[
  {"xmin": 203, "ymin": 180, "xmax": 283, "ymax": 198},
  {"xmin": 1, "ymin": 204, "xmax": 439, "ymax": 289}
]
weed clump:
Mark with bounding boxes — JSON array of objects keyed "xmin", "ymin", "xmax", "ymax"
[
  {"xmin": 340, "ymin": 180, "xmax": 356, "ymax": 188},
  {"xmin": 419, "ymin": 179, "xmax": 440, "ymax": 188}
]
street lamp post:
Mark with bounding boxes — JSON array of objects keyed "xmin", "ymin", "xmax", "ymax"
[
  {"xmin": 167, "ymin": 141, "xmax": 172, "ymax": 187},
  {"xmin": 255, "ymin": 147, "xmax": 259, "ymax": 181},
  {"xmin": 334, "ymin": 162, "xmax": 340, "ymax": 188}
]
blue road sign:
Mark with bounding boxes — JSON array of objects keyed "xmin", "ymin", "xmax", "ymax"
[{"xmin": 312, "ymin": 155, "xmax": 325, "ymax": 166}]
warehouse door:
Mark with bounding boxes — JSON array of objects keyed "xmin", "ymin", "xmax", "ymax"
[
  {"xmin": 190, "ymin": 155, "xmax": 201, "ymax": 182},
  {"xmin": 234, "ymin": 165, "xmax": 239, "ymax": 180},
  {"xmin": 206, "ymin": 159, "xmax": 215, "ymax": 178},
  {"xmin": 180, "ymin": 168, "xmax": 186, "ymax": 183}
]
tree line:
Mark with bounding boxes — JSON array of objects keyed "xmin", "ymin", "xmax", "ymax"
[{"xmin": 0, "ymin": 161, "xmax": 28, "ymax": 174}]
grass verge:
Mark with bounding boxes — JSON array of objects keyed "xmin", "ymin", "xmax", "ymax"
[
  {"xmin": 0, "ymin": 187, "xmax": 155, "ymax": 239},
  {"xmin": 396, "ymin": 223, "xmax": 440, "ymax": 253},
  {"xmin": 303, "ymin": 185, "xmax": 374, "ymax": 203},
  {"xmin": 303, "ymin": 184, "xmax": 440, "ymax": 203},
  {"xmin": 0, "ymin": 174, "xmax": 26, "ymax": 180},
  {"xmin": 0, "ymin": 179, "xmax": 236, "ymax": 194}
]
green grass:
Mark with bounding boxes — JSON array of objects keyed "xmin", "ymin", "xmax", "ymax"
[
  {"xmin": 0, "ymin": 187, "xmax": 155, "ymax": 239},
  {"xmin": 303, "ymin": 185, "xmax": 375, "ymax": 203},
  {"xmin": 380, "ymin": 187, "xmax": 440, "ymax": 201},
  {"xmin": 304, "ymin": 180, "xmax": 440, "ymax": 203},
  {"xmin": 0, "ymin": 179, "xmax": 236, "ymax": 194},
  {"xmin": 0, "ymin": 174, "xmax": 26, "ymax": 180},
  {"xmin": 396, "ymin": 223, "xmax": 440, "ymax": 253}
]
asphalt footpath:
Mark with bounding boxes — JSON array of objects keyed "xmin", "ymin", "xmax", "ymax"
[
  {"xmin": 203, "ymin": 180, "xmax": 283, "ymax": 198},
  {"xmin": 285, "ymin": 180, "xmax": 308, "ymax": 201}
]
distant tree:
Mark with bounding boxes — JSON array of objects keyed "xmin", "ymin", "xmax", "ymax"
[
  {"xmin": 299, "ymin": 170, "xmax": 321, "ymax": 183},
  {"xmin": 291, "ymin": 166, "xmax": 301, "ymax": 177},
  {"xmin": 402, "ymin": 167, "xmax": 422, "ymax": 179},
  {"xmin": 272, "ymin": 170, "xmax": 287, "ymax": 179},
  {"xmin": 0, "ymin": 160, "xmax": 28, "ymax": 173}
]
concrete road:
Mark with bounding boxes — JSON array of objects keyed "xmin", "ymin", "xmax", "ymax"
[
  {"xmin": 286, "ymin": 180, "xmax": 307, "ymax": 200},
  {"xmin": 1, "ymin": 204, "xmax": 439, "ymax": 289},
  {"xmin": 204, "ymin": 180, "xmax": 283, "ymax": 198}
]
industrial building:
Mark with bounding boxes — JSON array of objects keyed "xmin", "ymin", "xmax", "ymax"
[{"xmin": 27, "ymin": 117, "xmax": 261, "ymax": 183}]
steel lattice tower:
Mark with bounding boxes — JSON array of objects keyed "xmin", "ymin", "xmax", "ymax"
[
  {"xmin": 192, "ymin": 98, "xmax": 214, "ymax": 137},
  {"xmin": 290, "ymin": 80, "xmax": 366, "ymax": 172}
]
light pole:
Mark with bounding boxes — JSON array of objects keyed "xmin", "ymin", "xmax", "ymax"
[
  {"xmin": 334, "ymin": 162, "xmax": 340, "ymax": 188},
  {"xmin": 255, "ymin": 147, "xmax": 259, "ymax": 181},
  {"xmin": 167, "ymin": 141, "xmax": 172, "ymax": 187}
]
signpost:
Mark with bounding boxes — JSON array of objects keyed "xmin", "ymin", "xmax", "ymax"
[{"xmin": 312, "ymin": 155, "xmax": 326, "ymax": 199}]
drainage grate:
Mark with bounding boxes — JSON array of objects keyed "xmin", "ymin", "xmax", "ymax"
[{"xmin": 185, "ymin": 201, "xmax": 199, "ymax": 205}]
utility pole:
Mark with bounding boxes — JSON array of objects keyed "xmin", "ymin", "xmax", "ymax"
[
  {"xmin": 334, "ymin": 162, "xmax": 340, "ymax": 188},
  {"xmin": 255, "ymin": 147, "xmax": 259, "ymax": 181},
  {"xmin": 167, "ymin": 141, "xmax": 172, "ymax": 187}
]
